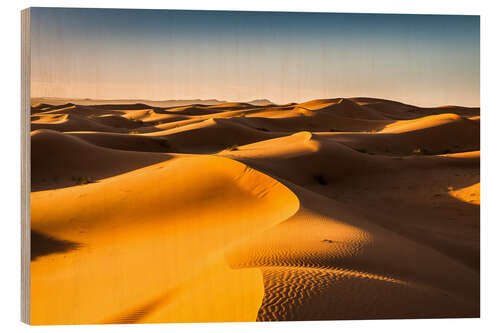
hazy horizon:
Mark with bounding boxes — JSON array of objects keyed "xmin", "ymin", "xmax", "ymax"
[{"xmin": 30, "ymin": 8, "xmax": 480, "ymax": 107}]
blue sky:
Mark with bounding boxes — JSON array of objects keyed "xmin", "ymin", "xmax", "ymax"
[{"xmin": 30, "ymin": 8, "xmax": 480, "ymax": 106}]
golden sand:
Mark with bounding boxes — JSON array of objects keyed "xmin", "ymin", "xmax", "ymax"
[{"xmin": 30, "ymin": 98, "xmax": 480, "ymax": 324}]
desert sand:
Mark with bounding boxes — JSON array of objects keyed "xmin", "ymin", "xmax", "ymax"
[{"xmin": 29, "ymin": 97, "xmax": 480, "ymax": 324}]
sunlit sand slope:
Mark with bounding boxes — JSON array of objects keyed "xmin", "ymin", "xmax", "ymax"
[{"xmin": 30, "ymin": 155, "xmax": 299, "ymax": 324}]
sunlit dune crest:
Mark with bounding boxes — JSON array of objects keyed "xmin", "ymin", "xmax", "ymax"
[
  {"xmin": 30, "ymin": 97, "xmax": 480, "ymax": 324},
  {"xmin": 449, "ymin": 183, "xmax": 480, "ymax": 205}
]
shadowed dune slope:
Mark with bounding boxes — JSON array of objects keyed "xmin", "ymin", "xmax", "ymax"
[
  {"xmin": 233, "ymin": 109, "xmax": 391, "ymax": 132},
  {"xmin": 31, "ymin": 113, "xmax": 129, "ymax": 133},
  {"xmin": 67, "ymin": 132, "xmax": 174, "ymax": 153},
  {"xmin": 319, "ymin": 113, "xmax": 480, "ymax": 155},
  {"xmin": 220, "ymin": 131, "xmax": 386, "ymax": 186},
  {"xmin": 350, "ymin": 97, "xmax": 480, "ymax": 119},
  {"xmin": 164, "ymin": 105, "xmax": 237, "ymax": 116},
  {"xmin": 221, "ymin": 133, "xmax": 479, "ymax": 270},
  {"xmin": 88, "ymin": 114, "xmax": 145, "ymax": 129},
  {"xmin": 31, "ymin": 129, "xmax": 170, "ymax": 191},
  {"xmin": 209, "ymin": 102, "xmax": 256, "ymax": 110},
  {"xmin": 31, "ymin": 102, "xmax": 76, "ymax": 114},
  {"xmin": 142, "ymin": 118, "xmax": 281, "ymax": 153},
  {"xmin": 296, "ymin": 98, "xmax": 388, "ymax": 120},
  {"xmin": 227, "ymin": 184, "xmax": 479, "ymax": 320}
]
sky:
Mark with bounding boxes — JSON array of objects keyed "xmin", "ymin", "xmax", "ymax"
[{"xmin": 30, "ymin": 8, "xmax": 480, "ymax": 106}]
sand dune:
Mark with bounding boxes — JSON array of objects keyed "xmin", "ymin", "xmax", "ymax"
[
  {"xmin": 31, "ymin": 97, "xmax": 228, "ymax": 108},
  {"xmin": 248, "ymin": 99, "xmax": 274, "ymax": 106},
  {"xmin": 31, "ymin": 102, "xmax": 76, "ymax": 114},
  {"xmin": 450, "ymin": 182, "xmax": 480, "ymax": 205},
  {"xmin": 29, "ymin": 97, "xmax": 480, "ymax": 324},
  {"xmin": 90, "ymin": 114, "xmax": 145, "ymax": 129},
  {"xmin": 220, "ymin": 131, "xmax": 386, "ymax": 186},
  {"xmin": 227, "ymin": 184, "xmax": 478, "ymax": 320},
  {"xmin": 31, "ymin": 129, "xmax": 170, "ymax": 190},
  {"xmin": 142, "ymin": 118, "xmax": 280, "ymax": 153},
  {"xmin": 31, "ymin": 155, "xmax": 299, "ymax": 324},
  {"xmin": 31, "ymin": 113, "xmax": 129, "ymax": 133},
  {"xmin": 296, "ymin": 98, "xmax": 388, "ymax": 120},
  {"xmin": 379, "ymin": 113, "xmax": 476, "ymax": 133},
  {"xmin": 319, "ymin": 113, "xmax": 480, "ymax": 155},
  {"xmin": 222, "ymin": 133, "xmax": 479, "ymax": 270},
  {"xmin": 231, "ymin": 111, "xmax": 390, "ymax": 132},
  {"xmin": 165, "ymin": 106, "xmax": 219, "ymax": 116},
  {"xmin": 66, "ymin": 131, "xmax": 174, "ymax": 153},
  {"xmin": 351, "ymin": 97, "xmax": 480, "ymax": 119}
]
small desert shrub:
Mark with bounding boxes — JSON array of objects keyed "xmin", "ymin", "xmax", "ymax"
[
  {"xmin": 72, "ymin": 176, "xmax": 95, "ymax": 185},
  {"xmin": 355, "ymin": 148, "xmax": 368, "ymax": 154},
  {"xmin": 422, "ymin": 148, "xmax": 432, "ymax": 155},
  {"xmin": 413, "ymin": 147, "xmax": 432, "ymax": 155},
  {"xmin": 158, "ymin": 138, "xmax": 170, "ymax": 148},
  {"xmin": 225, "ymin": 145, "xmax": 239, "ymax": 151},
  {"xmin": 313, "ymin": 174, "xmax": 328, "ymax": 185}
]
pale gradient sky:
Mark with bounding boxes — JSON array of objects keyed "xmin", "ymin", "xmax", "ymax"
[{"xmin": 30, "ymin": 8, "xmax": 480, "ymax": 107}]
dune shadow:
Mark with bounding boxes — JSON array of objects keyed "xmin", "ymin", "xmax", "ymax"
[{"xmin": 31, "ymin": 230, "xmax": 81, "ymax": 261}]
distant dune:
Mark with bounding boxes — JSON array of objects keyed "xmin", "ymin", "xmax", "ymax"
[
  {"xmin": 29, "ymin": 97, "xmax": 480, "ymax": 324},
  {"xmin": 31, "ymin": 97, "xmax": 228, "ymax": 108},
  {"xmin": 247, "ymin": 99, "xmax": 275, "ymax": 106}
]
